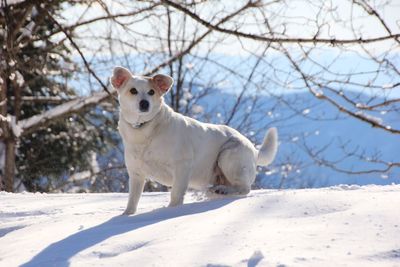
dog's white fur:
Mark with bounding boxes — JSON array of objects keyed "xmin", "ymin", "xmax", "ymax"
[{"xmin": 111, "ymin": 67, "xmax": 278, "ymax": 215}]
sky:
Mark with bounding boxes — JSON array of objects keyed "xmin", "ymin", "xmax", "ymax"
[
  {"xmin": 56, "ymin": 0, "xmax": 400, "ymax": 101},
  {"xmin": 60, "ymin": 0, "xmax": 400, "ymax": 56}
]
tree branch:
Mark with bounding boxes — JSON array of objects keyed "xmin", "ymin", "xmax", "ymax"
[
  {"xmin": 281, "ymin": 47, "xmax": 400, "ymax": 134},
  {"xmin": 162, "ymin": 0, "xmax": 400, "ymax": 45},
  {"xmin": 43, "ymin": 9, "xmax": 117, "ymax": 102}
]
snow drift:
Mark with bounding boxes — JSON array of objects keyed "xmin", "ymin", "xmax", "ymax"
[{"xmin": 0, "ymin": 185, "xmax": 399, "ymax": 266}]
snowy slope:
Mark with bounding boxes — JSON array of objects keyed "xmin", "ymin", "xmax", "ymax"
[{"xmin": 1, "ymin": 186, "xmax": 399, "ymax": 267}]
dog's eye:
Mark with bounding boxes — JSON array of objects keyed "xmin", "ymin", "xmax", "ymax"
[
  {"xmin": 130, "ymin": 88, "xmax": 138, "ymax": 95},
  {"xmin": 148, "ymin": 89, "xmax": 155, "ymax": 96}
]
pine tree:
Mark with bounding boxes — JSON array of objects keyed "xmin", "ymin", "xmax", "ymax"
[{"xmin": 0, "ymin": 0, "xmax": 117, "ymax": 192}]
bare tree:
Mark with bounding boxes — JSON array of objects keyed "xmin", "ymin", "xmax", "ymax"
[
  {"xmin": 159, "ymin": 0, "xmax": 399, "ymax": 179},
  {"xmin": 1, "ymin": 0, "xmax": 398, "ymax": 192},
  {"xmin": 0, "ymin": 0, "xmax": 270, "ymax": 192}
]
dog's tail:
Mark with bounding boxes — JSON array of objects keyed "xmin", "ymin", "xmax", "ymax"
[{"xmin": 257, "ymin": 127, "xmax": 278, "ymax": 166}]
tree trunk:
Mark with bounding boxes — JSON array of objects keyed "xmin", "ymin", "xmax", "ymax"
[
  {"xmin": 0, "ymin": 73, "xmax": 8, "ymax": 191},
  {"xmin": 0, "ymin": 72, "xmax": 15, "ymax": 192},
  {"xmin": 0, "ymin": 142, "xmax": 4, "ymax": 191},
  {"xmin": 4, "ymin": 139, "xmax": 15, "ymax": 192}
]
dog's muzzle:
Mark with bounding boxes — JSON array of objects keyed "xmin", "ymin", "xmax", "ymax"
[{"xmin": 139, "ymin": 99, "xmax": 150, "ymax": 112}]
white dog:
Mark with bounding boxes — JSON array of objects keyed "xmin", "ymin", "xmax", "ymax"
[{"xmin": 111, "ymin": 67, "xmax": 278, "ymax": 215}]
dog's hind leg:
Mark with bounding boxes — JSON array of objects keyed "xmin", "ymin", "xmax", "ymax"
[{"xmin": 212, "ymin": 140, "xmax": 257, "ymax": 195}]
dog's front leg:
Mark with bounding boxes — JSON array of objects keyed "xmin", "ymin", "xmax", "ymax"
[
  {"xmin": 123, "ymin": 171, "xmax": 145, "ymax": 215},
  {"xmin": 168, "ymin": 167, "xmax": 191, "ymax": 207}
]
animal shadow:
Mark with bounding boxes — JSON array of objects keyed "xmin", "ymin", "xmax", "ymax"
[{"xmin": 21, "ymin": 196, "xmax": 239, "ymax": 267}]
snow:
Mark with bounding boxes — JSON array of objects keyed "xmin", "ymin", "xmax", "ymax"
[
  {"xmin": 355, "ymin": 111, "xmax": 383, "ymax": 125},
  {"xmin": 4, "ymin": 0, "xmax": 25, "ymax": 4},
  {"xmin": 10, "ymin": 115, "xmax": 22, "ymax": 138},
  {"xmin": 0, "ymin": 142, "xmax": 4, "ymax": 171},
  {"xmin": 19, "ymin": 89, "xmax": 114, "ymax": 135},
  {"xmin": 191, "ymin": 104, "xmax": 204, "ymax": 114},
  {"xmin": 0, "ymin": 115, "xmax": 22, "ymax": 137},
  {"xmin": 18, "ymin": 21, "xmax": 35, "ymax": 41},
  {"xmin": 1, "ymin": 185, "xmax": 400, "ymax": 266},
  {"xmin": 179, "ymin": 98, "xmax": 188, "ymax": 107}
]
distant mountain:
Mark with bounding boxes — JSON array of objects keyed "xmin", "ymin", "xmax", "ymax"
[{"xmin": 192, "ymin": 88, "xmax": 399, "ymax": 188}]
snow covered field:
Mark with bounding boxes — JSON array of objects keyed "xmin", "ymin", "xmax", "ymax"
[{"xmin": 1, "ymin": 185, "xmax": 399, "ymax": 267}]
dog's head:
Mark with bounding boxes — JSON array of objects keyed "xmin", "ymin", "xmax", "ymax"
[{"xmin": 110, "ymin": 66, "xmax": 173, "ymax": 125}]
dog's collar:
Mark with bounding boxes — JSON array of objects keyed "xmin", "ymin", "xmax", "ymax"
[
  {"xmin": 121, "ymin": 114, "xmax": 149, "ymax": 129},
  {"xmin": 131, "ymin": 121, "xmax": 147, "ymax": 129}
]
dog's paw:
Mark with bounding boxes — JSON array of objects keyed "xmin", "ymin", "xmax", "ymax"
[
  {"xmin": 209, "ymin": 185, "xmax": 231, "ymax": 195},
  {"xmin": 209, "ymin": 185, "xmax": 250, "ymax": 195},
  {"xmin": 167, "ymin": 200, "xmax": 183, "ymax": 208},
  {"xmin": 122, "ymin": 209, "xmax": 135, "ymax": 216}
]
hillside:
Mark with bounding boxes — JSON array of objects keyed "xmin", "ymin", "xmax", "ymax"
[
  {"xmin": 194, "ymin": 89, "xmax": 400, "ymax": 188},
  {"xmin": 1, "ymin": 185, "xmax": 399, "ymax": 266}
]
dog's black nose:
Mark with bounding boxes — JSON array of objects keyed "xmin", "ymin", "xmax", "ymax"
[{"xmin": 139, "ymin": 99, "xmax": 149, "ymax": 112}]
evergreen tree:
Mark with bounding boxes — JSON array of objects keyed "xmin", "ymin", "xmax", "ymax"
[{"xmin": 0, "ymin": 0, "xmax": 118, "ymax": 192}]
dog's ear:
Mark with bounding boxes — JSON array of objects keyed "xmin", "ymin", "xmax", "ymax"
[
  {"xmin": 111, "ymin": 67, "xmax": 132, "ymax": 90},
  {"xmin": 151, "ymin": 74, "xmax": 174, "ymax": 94}
]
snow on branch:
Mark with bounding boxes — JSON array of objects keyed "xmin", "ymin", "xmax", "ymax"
[
  {"xmin": 18, "ymin": 90, "xmax": 114, "ymax": 136},
  {"xmin": 0, "ymin": 114, "xmax": 22, "ymax": 138}
]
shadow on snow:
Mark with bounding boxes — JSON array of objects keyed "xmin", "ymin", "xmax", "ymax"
[{"xmin": 21, "ymin": 197, "xmax": 239, "ymax": 267}]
